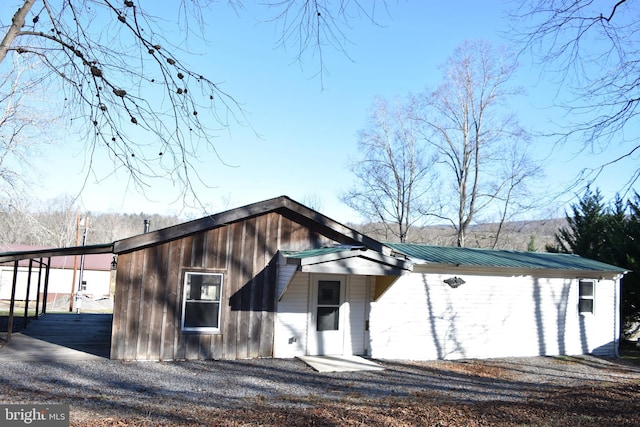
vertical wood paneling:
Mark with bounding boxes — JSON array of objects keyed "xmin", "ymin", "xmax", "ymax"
[
  {"xmin": 161, "ymin": 240, "xmax": 181, "ymax": 360},
  {"xmin": 148, "ymin": 243, "xmax": 169, "ymax": 360},
  {"xmin": 183, "ymin": 235, "xmax": 194, "ymax": 268},
  {"xmin": 199, "ymin": 335, "xmax": 212, "ymax": 359},
  {"xmin": 210, "ymin": 334, "xmax": 223, "ymax": 359},
  {"xmin": 174, "ymin": 236, "xmax": 192, "ymax": 360},
  {"xmin": 205, "ymin": 228, "xmax": 228, "ymax": 270},
  {"xmin": 112, "ymin": 209, "xmax": 339, "ymax": 361},
  {"xmin": 248, "ymin": 215, "xmax": 265, "ymax": 358},
  {"xmin": 124, "ymin": 249, "xmax": 144, "ymax": 360},
  {"xmin": 185, "ymin": 334, "xmax": 200, "ymax": 359},
  {"xmin": 110, "ymin": 252, "xmax": 132, "ymax": 359},
  {"xmin": 279, "ymin": 216, "xmax": 292, "ymax": 248},
  {"xmin": 223, "ymin": 222, "xmax": 242, "ymax": 358},
  {"xmin": 137, "ymin": 249, "xmax": 154, "ymax": 359},
  {"xmin": 260, "ymin": 213, "xmax": 279, "ymax": 357},
  {"xmin": 288, "ymin": 220, "xmax": 310, "ymax": 252},
  {"xmin": 237, "ymin": 218, "xmax": 256, "ymax": 358},
  {"xmin": 192, "ymin": 232, "xmax": 205, "ymax": 268}
]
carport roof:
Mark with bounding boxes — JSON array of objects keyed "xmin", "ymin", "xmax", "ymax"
[{"xmin": 385, "ymin": 243, "xmax": 627, "ymax": 273}]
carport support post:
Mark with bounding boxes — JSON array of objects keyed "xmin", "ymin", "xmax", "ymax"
[
  {"xmin": 42, "ymin": 258, "xmax": 50, "ymax": 314},
  {"xmin": 35, "ymin": 258, "xmax": 43, "ymax": 319},
  {"xmin": 7, "ymin": 261, "xmax": 18, "ymax": 343},
  {"xmin": 23, "ymin": 259, "xmax": 33, "ymax": 328}
]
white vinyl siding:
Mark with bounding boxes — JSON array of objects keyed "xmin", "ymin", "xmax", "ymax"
[
  {"xmin": 345, "ymin": 275, "xmax": 367, "ymax": 355},
  {"xmin": 275, "ymin": 272, "xmax": 369, "ymax": 357},
  {"xmin": 369, "ymin": 271, "xmax": 619, "ymax": 360},
  {"xmin": 273, "ymin": 272, "xmax": 309, "ymax": 358}
]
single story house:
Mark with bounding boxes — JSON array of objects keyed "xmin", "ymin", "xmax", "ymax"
[{"xmin": 105, "ymin": 196, "xmax": 625, "ymax": 361}]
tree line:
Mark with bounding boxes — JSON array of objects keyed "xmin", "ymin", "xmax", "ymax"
[{"xmin": 0, "ymin": 196, "xmax": 182, "ymax": 247}]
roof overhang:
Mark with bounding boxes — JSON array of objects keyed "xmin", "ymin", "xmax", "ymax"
[
  {"xmin": 412, "ymin": 263, "xmax": 627, "ymax": 280},
  {"xmin": 278, "ymin": 247, "xmax": 413, "ymax": 301},
  {"xmin": 0, "ymin": 243, "xmax": 114, "ymax": 264},
  {"xmin": 283, "ymin": 247, "xmax": 412, "ymax": 275}
]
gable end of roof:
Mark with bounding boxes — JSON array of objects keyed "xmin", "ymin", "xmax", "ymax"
[{"xmin": 113, "ymin": 196, "xmax": 388, "ymax": 255}]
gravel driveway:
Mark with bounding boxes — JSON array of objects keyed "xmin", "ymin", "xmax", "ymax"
[{"xmin": 1, "ymin": 354, "xmax": 639, "ymax": 425}]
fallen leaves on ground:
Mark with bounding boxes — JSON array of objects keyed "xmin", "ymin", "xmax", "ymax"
[{"xmin": 72, "ymin": 382, "xmax": 640, "ymax": 427}]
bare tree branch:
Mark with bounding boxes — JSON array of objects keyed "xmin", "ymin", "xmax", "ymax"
[
  {"xmin": 1, "ymin": 1, "xmax": 389, "ymax": 209},
  {"xmin": 417, "ymin": 40, "xmax": 541, "ymax": 247},
  {"xmin": 510, "ymin": 0, "xmax": 640, "ymax": 189},
  {"xmin": 341, "ymin": 96, "xmax": 437, "ymax": 242}
]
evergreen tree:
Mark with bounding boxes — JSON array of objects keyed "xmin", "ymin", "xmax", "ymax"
[
  {"xmin": 548, "ymin": 189, "xmax": 608, "ymax": 259},
  {"xmin": 623, "ymin": 193, "xmax": 640, "ymax": 324},
  {"xmin": 550, "ymin": 189, "xmax": 640, "ymax": 333}
]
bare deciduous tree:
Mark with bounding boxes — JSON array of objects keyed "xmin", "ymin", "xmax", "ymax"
[
  {"xmin": 0, "ymin": 193, "xmax": 185, "ymax": 247},
  {"xmin": 417, "ymin": 40, "xmax": 541, "ymax": 247},
  {"xmin": 341, "ymin": 96, "xmax": 436, "ymax": 242},
  {"xmin": 1, "ymin": 1, "xmax": 387, "ymax": 207},
  {"xmin": 0, "ymin": 53, "xmax": 56, "ymax": 199},
  {"xmin": 511, "ymin": 0, "xmax": 640, "ymax": 187}
]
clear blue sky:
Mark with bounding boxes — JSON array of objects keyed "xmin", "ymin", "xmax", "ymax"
[{"xmin": 26, "ymin": 1, "xmax": 640, "ymax": 223}]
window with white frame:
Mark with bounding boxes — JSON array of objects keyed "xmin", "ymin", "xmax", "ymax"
[
  {"xmin": 182, "ymin": 272, "xmax": 223, "ymax": 332},
  {"xmin": 578, "ymin": 279, "xmax": 595, "ymax": 315}
]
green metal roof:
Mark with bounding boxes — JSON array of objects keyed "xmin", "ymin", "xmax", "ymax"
[
  {"xmin": 385, "ymin": 243, "xmax": 626, "ymax": 273},
  {"xmin": 282, "ymin": 246, "xmax": 366, "ymax": 259}
]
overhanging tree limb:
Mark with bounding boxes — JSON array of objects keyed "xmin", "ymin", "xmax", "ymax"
[{"xmin": 0, "ymin": 0, "xmax": 35, "ymax": 64}]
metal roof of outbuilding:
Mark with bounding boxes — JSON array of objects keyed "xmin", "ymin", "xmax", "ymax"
[
  {"xmin": 385, "ymin": 243, "xmax": 626, "ymax": 273},
  {"xmin": 281, "ymin": 245, "xmax": 367, "ymax": 259}
]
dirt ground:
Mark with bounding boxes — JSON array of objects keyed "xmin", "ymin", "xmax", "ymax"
[
  {"xmin": 0, "ymin": 356, "xmax": 640, "ymax": 427},
  {"xmin": 2, "ymin": 312, "xmax": 640, "ymax": 426},
  {"xmin": 74, "ymin": 385, "xmax": 640, "ymax": 427}
]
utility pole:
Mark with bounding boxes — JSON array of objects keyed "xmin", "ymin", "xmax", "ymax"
[
  {"xmin": 69, "ymin": 215, "xmax": 88, "ymax": 313},
  {"xmin": 69, "ymin": 214, "xmax": 80, "ymax": 312}
]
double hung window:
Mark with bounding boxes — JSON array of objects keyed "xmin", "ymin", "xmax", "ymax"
[
  {"xmin": 578, "ymin": 279, "xmax": 595, "ymax": 315},
  {"xmin": 182, "ymin": 272, "xmax": 223, "ymax": 332}
]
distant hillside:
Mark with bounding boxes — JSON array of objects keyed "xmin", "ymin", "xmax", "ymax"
[{"xmin": 349, "ymin": 218, "xmax": 567, "ymax": 251}]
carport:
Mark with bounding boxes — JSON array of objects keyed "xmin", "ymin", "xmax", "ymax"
[
  {"xmin": 0, "ymin": 312, "xmax": 112, "ymax": 361},
  {"xmin": 0, "ymin": 243, "xmax": 113, "ymax": 343}
]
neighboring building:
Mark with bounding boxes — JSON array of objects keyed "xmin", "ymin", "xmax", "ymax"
[
  {"xmin": 0, "ymin": 245, "xmax": 113, "ymax": 305},
  {"xmin": 105, "ymin": 196, "xmax": 625, "ymax": 361}
]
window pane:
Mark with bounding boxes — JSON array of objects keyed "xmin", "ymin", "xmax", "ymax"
[
  {"xmin": 317, "ymin": 306, "xmax": 339, "ymax": 331},
  {"xmin": 184, "ymin": 302, "xmax": 220, "ymax": 328},
  {"xmin": 187, "ymin": 274, "xmax": 221, "ymax": 301},
  {"xmin": 579, "ymin": 281, "xmax": 594, "ymax": 297},
  {"xmin": 318, "ymin": 281, "xmax": 340, "ymax": 305},
  {"xmin": 579, "ymin": 299, "xmax": 594, "ymax": 314}
]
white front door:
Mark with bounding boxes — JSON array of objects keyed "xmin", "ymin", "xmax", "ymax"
[{"xmin": 308, "ymin": 275, "xmax": 345, "ymax": 355}]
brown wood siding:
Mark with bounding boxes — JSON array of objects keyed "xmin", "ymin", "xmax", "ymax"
[{"xmin": 111, "ymin": 211, "xmax": 338, "ymax": 360}]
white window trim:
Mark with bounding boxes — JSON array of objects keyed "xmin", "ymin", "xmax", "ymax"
[
  {"xmin": 181, "ymin": 271, "xmax": 224, "ymax": 333},
  {"xmin": 578, "ymin": 279, "xmax": 596, "ymax": 316}
]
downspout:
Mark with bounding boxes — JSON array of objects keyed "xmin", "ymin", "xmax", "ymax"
[{"xmin": 614, "ymin": 274, "xmax": 622, "ymax": 358}]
